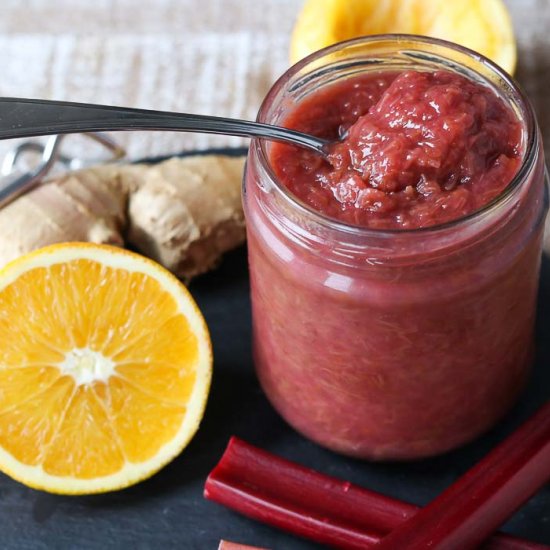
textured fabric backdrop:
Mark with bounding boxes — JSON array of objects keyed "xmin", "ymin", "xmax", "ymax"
[{"xmin": 0, "ymin": 0, "xmax": 548, "ymax": 162}]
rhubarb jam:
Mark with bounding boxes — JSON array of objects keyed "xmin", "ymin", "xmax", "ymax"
[
  {"xmin": 244, "ymin": 36, "xmax": 547, "ymax": 459},
  {"xmin": 271, "ymin": 70, "xmax": 523, "ymax": 229}
]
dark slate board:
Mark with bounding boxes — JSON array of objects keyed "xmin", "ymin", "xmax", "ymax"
[{"xmin": 0, "ymin": 148, "xmax": 548, "ymax": 550}]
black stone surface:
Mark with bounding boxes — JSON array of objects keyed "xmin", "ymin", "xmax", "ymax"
[{"xmin": 0, "ymin": 150, "xmax": 548, "ymax": 549}]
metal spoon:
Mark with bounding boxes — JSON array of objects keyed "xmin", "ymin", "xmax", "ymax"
[{"xmin": 0, "ymin": 97, "xmax": 331, "ymax": 157}]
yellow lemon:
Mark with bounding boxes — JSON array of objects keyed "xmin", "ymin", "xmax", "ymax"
[
  {"xmin": 0, "ymin": 243, "xmax": 212, "ymax": 494},
  {"xmin": 290, "ymin": 0, "xmax": 517, "ymax": 74}
]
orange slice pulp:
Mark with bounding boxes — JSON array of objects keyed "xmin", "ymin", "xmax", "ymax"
[{"xmin": 0, "ymin": 243, "xmax": 212, "ymax": 494}]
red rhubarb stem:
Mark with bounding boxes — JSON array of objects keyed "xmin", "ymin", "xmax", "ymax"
[
  {"xmin": 377, "ymin": 401, "xmax": 550, "ymax": 550},
  {"xmin": 204, "ymin": 436, "xmax": 548, "ymax": 550},
  {"xmin": 218, "ymin": 542, "xmax": 266, "ymax": 550}
]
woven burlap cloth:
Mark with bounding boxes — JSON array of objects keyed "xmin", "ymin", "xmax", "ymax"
[{"xmin": 0, "ymin": 0, "xmax": 548, "ymax": 161}]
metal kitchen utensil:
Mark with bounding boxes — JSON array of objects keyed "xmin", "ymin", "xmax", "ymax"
[
  {"xmin": 0, "ymin": 97, "xmax": 331, "ymax": 157},
  {"xmin": 0, "ymin": 132, "xmax": 125, "ymax": 208}
]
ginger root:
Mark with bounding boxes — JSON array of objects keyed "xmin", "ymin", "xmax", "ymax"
[
  {"xmin": 127, "ymin": 156, "xmax": 246, "ymax": 280},
  {"xmin": 0, "ymin": 155, "xmax": 246, "ymax": 281}
]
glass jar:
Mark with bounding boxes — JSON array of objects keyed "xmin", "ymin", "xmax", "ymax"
[{"xmin": 243, "ymin": 35, "xmax": 548, "ymax": 460}]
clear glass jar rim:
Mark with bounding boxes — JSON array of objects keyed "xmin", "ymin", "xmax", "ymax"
[{"xmin": 255, "ymin": 33, "xmax": 538, "ymax": 237}]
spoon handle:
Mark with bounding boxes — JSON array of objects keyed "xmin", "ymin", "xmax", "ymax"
[{"xmin": 0, "ymin": 97, "xmax": 329, "ymax": 155}]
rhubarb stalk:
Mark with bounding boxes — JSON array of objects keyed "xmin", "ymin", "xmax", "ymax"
[
  {"xmin": 218, "ymin": 541, "xmax": 266, "ymax": 550},
  {"xmin": 204, "ymin": 435, "xmax": 548, "ymax": 550},
  {"xmin": 376, "ymin": 400, "xmax": 550, "ymax": 550}
]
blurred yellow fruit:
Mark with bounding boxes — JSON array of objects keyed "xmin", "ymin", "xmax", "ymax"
[{"xmin": 290, "ymin": 0, "xmax": 517, "ymax": 74}]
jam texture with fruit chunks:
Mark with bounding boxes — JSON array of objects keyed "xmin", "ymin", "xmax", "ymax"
[{"xmin": 271, "ymin": 70, "xmax": 523, "ymax": 229}]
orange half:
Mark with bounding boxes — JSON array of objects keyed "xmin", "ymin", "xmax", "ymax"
[{"xmin": 0, "ymin": 243, "xmax": 212, "ymax": 494}]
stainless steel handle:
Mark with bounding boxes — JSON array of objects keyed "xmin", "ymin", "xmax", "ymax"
[{"xmin": 0, "ymin": 97, "xmax": 330, "ymax": 156}]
